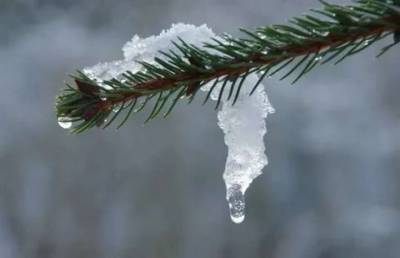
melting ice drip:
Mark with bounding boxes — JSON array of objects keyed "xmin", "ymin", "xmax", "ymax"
[
  {"xmin": 227, "ymin": 184, "xmax": 246, "ymax": 223},
  {"xmin": 205, "ymin": 73, "xmax": 274, "ymax": 223},
  {"xmin": 65, "ymin": 23, "xmax": 274, "ymax": 223}
]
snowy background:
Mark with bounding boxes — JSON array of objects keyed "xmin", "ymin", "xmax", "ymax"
[{"xmin": 1, "ymin": 0, "xmax": 400, "ymax": 257}]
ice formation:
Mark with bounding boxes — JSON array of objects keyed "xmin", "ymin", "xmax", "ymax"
[
  {"xmin": 82, "ymin": 24, "xmax": 216, "ymax": 83},
  {"xmin": 203, "ymin": 75, "xmax": 274, "ymax": 223},
  {"xmin": 80, "ymin": 23, "xmax": 274, "ymax": 223}
]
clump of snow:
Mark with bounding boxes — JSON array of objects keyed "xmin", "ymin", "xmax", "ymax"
[
  {"xmin": 81, "ymin": 23, "xmax": 274, "ymax": 224},
  {"xmin": 83, "ymin": 24, "xmax": 215, "ymax": 83}
]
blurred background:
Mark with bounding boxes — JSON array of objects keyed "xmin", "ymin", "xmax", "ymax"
[{"xmin": 1, "ymin": 0, "xmax": 400, "ymax": 257}]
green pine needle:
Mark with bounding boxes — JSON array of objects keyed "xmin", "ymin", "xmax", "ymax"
[{"xmin": 56, "ymin": 0, "xmax": 400, "ymax": 133}]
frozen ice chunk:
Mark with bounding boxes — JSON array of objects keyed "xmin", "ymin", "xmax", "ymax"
[
  {"xmin": 218, "ymin": 75, "xmax": 274, "ymax": 192},
  {"xmin": 81, "ymin": 23, "xmax": 274, "ymax": 224},
  {"xmin": 217, "ymin": 74, "xmax": 274, "ymax": 223},
  {"xmin": 201, "ymin": 71, "xmax": 274, "ymax": 224}
]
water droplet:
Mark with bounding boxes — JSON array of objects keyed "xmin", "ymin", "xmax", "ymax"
[
  {"xmin": 227, "ymin": 184, "xmax": 246, "ymax": 224},
  {"xmin": 312, "ymin": 30, "xmax": 330, "ymax": 37},
  {"xmin": 103, "ymin": 85, "xmax": 113, "ymax": 90},
  {"xmin": 315, "ymin": 55, "xmax": 323, "ymax": 62},
  {"xmin": 113, "ymin": 104, "xmax": 122, "ymax": 112},
  {"xmin": 58, "ymin": 117, "xmax": 72, "ymax": 129}
]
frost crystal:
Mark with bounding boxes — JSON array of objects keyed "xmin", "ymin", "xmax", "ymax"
[{"xmin": 81, "ymin": 23, "xmax": 274, "ymax": 224}]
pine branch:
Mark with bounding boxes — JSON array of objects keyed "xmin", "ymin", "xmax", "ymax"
[{"xmin": 56, "ymin": 0, "xmax": 400, "ymax": 133}]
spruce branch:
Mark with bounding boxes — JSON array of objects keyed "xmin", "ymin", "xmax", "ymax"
[{"xmin": 56, "ymin": 0, "xmax": 400, "ymax": 133}]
